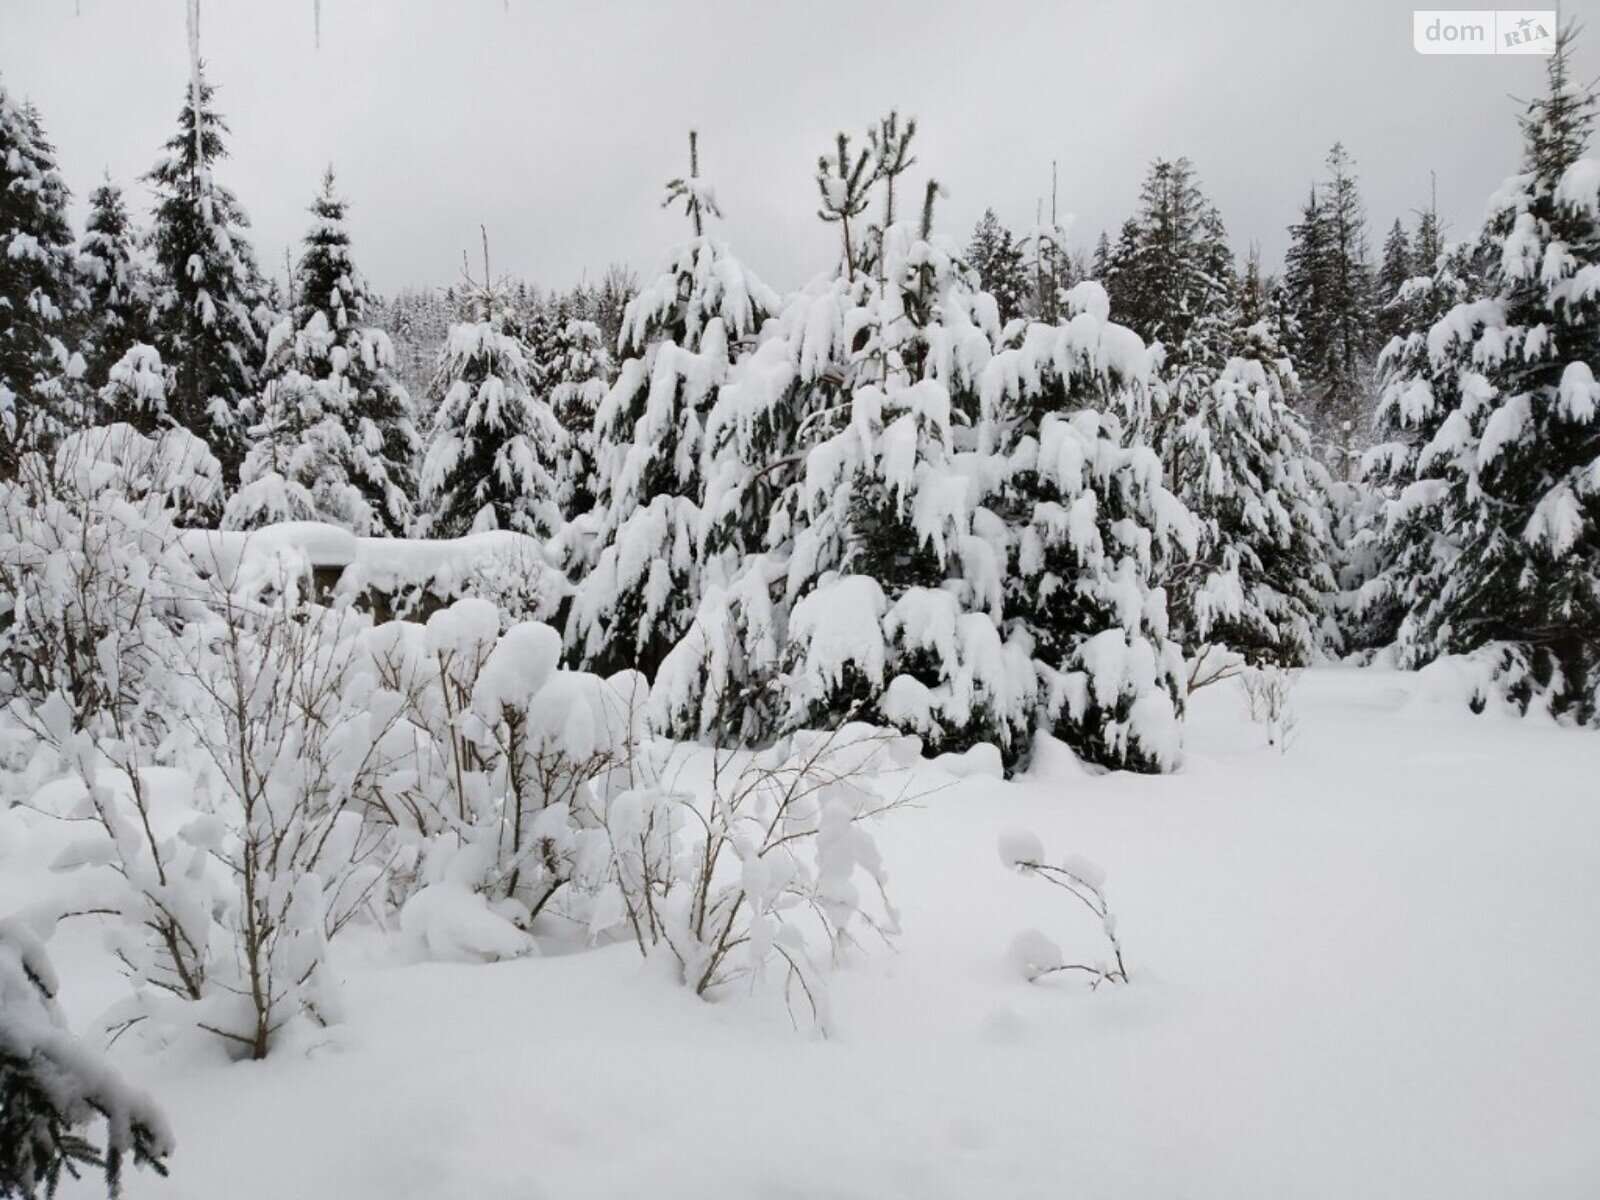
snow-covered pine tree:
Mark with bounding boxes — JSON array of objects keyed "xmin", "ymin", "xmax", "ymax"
[
  {"xmin": 0, "ymin": 84, "xmax": 84, "ymax": 469},
  {"xmin": 1162, "ymin": 310, "xmax": 1335, "ymax": 680},
  {"xmin": 1103, "ymin": 157, "xmax": 1232, "ymax": 352},
  {"xmin": 1376, "ymin": 218, "xmax": 1414, "ymax": 344},
  {"xmin": 784, "ymin": 246, "xmax": 1035, "ymax": 761},
  {"xmin": 76, "ymin": 175, "xmax": 150, "ymax": 400},
  {"xmin": 144, "ymin": 67, "xmax": 266, "ymax": 484},
  {"xmin": 0, "ymin": 922, "xmax": 172, "ymax": 1198},
  {"xmin": 967, "ymin": 209, "xmax": 1029, "ymax": 324},
  {"xmin": 545, "ymin": 317, "xmax": 610, "ymax": 525},
  {"xmin": 1094, "ymin": 161, "xmax": 1332, "ymax": 680},
  {"xmin": 418, "ymin": 244, "xmax": 563, "ymax": 540},
  {"xmin": 763, "ymin": 130, "xmax": 1036, "ymax": 764},
  {"xmin": 982, "ymin": 282, "xmax": 1195, "ymax": 772},
  {"xmin": 1283, "ymin": 145, "xmax": 1380, "ymax": 471},
  {"xmin": 1400, "ymin": 28, "xmax": 1600, "ymax": 720},
  {"xmin": 1348, "ymin": 235, "xmax": 1481, "ymax": 653},
  {"xmin": 567, "ymin": 130, "xmax": 778, "ymax": 677},
  {"xmin": 1090, "ymin": 230, "xmax": 1113, "ymax": 282},
  {"xmin": 225, "ymin": 169, "xmax": 418, "ymax": 534},
  {"xmin": 658, "ymin": 120, "xmax": 1039, "ymax": 761},
  {"xmin": 1022, "ymin": 174, "xmax": 1076, "ymax": 326}
]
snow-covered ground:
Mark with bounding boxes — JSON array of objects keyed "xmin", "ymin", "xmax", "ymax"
[{"xmin": 10, "ymin": 665, "xmax": 1599, "ymax": 1200}]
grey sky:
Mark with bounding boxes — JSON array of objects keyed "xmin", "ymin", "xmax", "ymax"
[{"xmin": 1, "ymin": 0, "xmax": 1572, "ymax": 297}]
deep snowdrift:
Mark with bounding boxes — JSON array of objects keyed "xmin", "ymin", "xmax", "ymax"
[{"xmin": 8, "ymin": 665, "xmax": 1598, "ymax": 1200}]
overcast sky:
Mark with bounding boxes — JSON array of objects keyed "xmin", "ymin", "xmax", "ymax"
[{"xmin": 1, "ymin": 0, "xmax": 1574, "ymax": 297}]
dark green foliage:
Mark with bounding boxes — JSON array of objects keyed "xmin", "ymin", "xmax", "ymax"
[
  {"xmin": 144, "ymin": 68, "xmax": 266, "ymax": 482},
  {"xmin": 0, "ymin": 85, "xmax": 82, "ymax": 469}
]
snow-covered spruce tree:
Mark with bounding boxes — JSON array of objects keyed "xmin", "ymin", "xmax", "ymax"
[
  {"xmin": 1402, "ymin": 29, "xmax": 1600, "ymax": 720},
  {"xmin": 660, "ymin": 260, "xmax": 880, "ymax": 747},
  {"xmin": 419, "ymin": 261, "xmax": 564, "ymax": 539},
  {"xmin": 225, "ymin": 170, "xmax": 418, "ymax": 534},
  {"xmin": 662, "ymin": 121, "xmax": 1040, "ymax": 763},
  {"xmin": 1161, "ymin": 312, "xmax": 1335, "ymax": 681},
  {"xmin": 0, "ymin": 921, "xmax": 171, "ymax": 1199},
  {"xmin": 1348, "ymin": 236, "xmax": 1483, "ymax": 653},
  {"xmin": 1097, "ymin": 161, "xmax": 1331, "ymax": 681},
  {"xmin": 0, "ymin": 84, "xmax": 84, "ymax": 469},
  {"xmin": 1103, "ymin": 157, "xmax": 1233, "ymax": 352},
  {"xmin": 982, "ymin": 282, "xmax": 1195, "ymax": 772},
  {"xmin": 771, "ymin": 141, "xmax": 1035, "ymax": 765},
  {"xmin": 545, "ymin": 317, "xmax": 611, "ymax": 526},
  {"xmin": 967, "ymin": 209, "xmax": 1029, "ymax": 324},
  {"xmin": 144, "ymin": 68, "xmax": 266, "ymax": 484},
  {"xmin": 76, "ymin": 176, "xmax": 150, "ymax": 399},
  {"xmin": 1376, "ymin": 217, "xmax": 1414, "ymax": 345},
  {"xmin": 1282, "ymin": 145, "xmax": 1380, "ymax": 471},
  {"xmin": 568, "ymin": 130, "xmax": 778, "ymax": 677}
]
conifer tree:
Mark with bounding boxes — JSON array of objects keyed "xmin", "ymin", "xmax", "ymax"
[
  {"xmin": 226, "ymin": 170, "xmax": 418, "ymax": 534},
  {"xmin": 983, "ymin": 283, "xmax": 1195, "ymax": 771},
  {"xmin": 1103, "ymin": 157, "xmax": 1232, "ymax": 351},
  {"xmin": 1090, "ymin": 230, "xmax": 1113, "ymax": 281},
  {"xmin": 774, "ymin": 150, "xmax": 1034, "ymax": 762},
  {"xmin": 659, "ymin": 118, "xmax": 1038, "ymax": 759},
  {"xmin": 546, "ymin": 317, "xmax": 610, "ymax": 524},
  {"xmin": 0, "ymin": 925, "xmax": 172, "ymax": 1198},
  {"xmin": 76, "ymin": 175, "xmax": 150, "ymax": 398},
  {"xmin": 0, "ymin": 84, "xmax": 83, "ymax": 469},
  {"xmin": 1376, "ymin": 218, "xmax": 1414, "ymax": 343},
  {"xmin": 1396, "ymin": 28, "xmax": 1600, "ymax": 720},
  {"xmin": 419, "ymin": 239, "xmax": 563, "ymax": 540},
  {"xmin": 144, "ymin": 68, "xmax": 266, "ymax": 483},
  {"xmin": 1350, "ymin": 236, "xmax": 1479, "ymax": 652},
  {"xmin": 967, "ymin": 209, "xmax": 1029, "ymax": 323},
  {"xmin": 568, "ymin": 131, "xmax": 778, "ymax": 677},
  {"xmin": 1161, "ymin": 314, "xmax": 1334, "ymax": 679},
  {"xmin": 1283, "ymin": 144, "xmax": 1379, "ymax": 469}
]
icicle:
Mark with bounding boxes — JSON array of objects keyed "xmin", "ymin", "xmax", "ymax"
[{"xmin": 314, "ymin": 0, "xmax": 321, "ymax": 49}]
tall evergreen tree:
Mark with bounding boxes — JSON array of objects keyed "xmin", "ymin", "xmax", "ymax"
[
  {"xmin": 966, "ymin": 209, "xmax": 1029, "ymax": 323},
  {"xmin": 1160, "ymin": 312, "xmax": 1335, "ymax": 679},
  {"xmin": 1103, "ymin": 157, "xmax": 1232, "ymax": 351},
  {"xmin": 0, "ymin": 85, "xmax": 83, "ymax": 468},
  {"xmin": 983, "ymin": 283, "xmax": 1194, "ymax": 772},
  {"xmin": 1283, "ymin": 144, "xmax": 1379, "ymax": 470},
  {"xmin": 1089, "ymin": 230, "xmax": 1113, "ymax": 281},
  {"xmin": 226, "ymin": 170, "xmax": 418, "ymax": 534},
  {"xmin": 1376, "ymin": 218, "xmax": 1414, "ymax": 344},
  {"xmin": 419, "ymin": 268, "xmax": 563, "ymax": 540},
  {"xmin": 1351, "ymin": 236, "xmax": 1479, "ymax": 652},
  {"xmin": 1397, "ymin": 28, "xmax": 1600, "ymax": 720},
  {"xmin": 144, "ymin": 68, "xmax": 266, "ymax": 483},
  {"xmin": 545, "ymin": 317, "xmax": 610, "ymax": 526},
  {"xmin": 76, "ymin": 175, "xmax": 150, "ymax": 398},
  {"xmin": 568, "ymin": 131, "xmax": 778, "ymax": 677}
]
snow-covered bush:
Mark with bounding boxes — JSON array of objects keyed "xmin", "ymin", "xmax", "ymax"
[
  {"xmin": 999, "ymin": 830, "xmax": 1128, "ymax": 988},
  {"xmin": 0, "ymin": 919, "xmax": 171, "ymax": 1198},
  {"xmin": 351, "ymin": 599, "xmax": 650, "ymax": 954},
  {"xmin": 598, "ymin": 725, "xmax": 911, "ymax": 1031},
  {"xmin": 0, "ymin": 440, "xmax": 204, "ymax": 731},
  {"xmin": 1239, "ymin": 665, "xmax": 1301, "ymax": 750}
]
